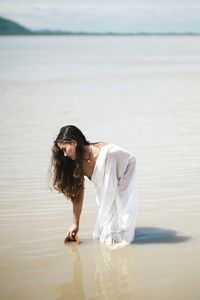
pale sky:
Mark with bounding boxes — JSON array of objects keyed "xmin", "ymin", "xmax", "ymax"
[{"xmin": 0, "ymin": 0, "xmax": 200, "ymax": 33}]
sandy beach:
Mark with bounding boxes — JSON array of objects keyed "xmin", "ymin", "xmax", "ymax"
[{"xmin": 0, "ymin": 35, "xmax": 200, "ymax": 299}]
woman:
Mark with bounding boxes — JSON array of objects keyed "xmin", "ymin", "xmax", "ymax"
[{"xmin": 51, "ymin": 125, "xmax": 138, "ymax": 247}]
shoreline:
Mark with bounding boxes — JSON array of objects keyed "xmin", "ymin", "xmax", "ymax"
[{"xmin": 1, "ymin": 33, "xmax": 200, "ymax": 36}]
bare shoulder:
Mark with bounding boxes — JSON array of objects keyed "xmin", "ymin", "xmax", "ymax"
[{"xmin": 96, "ymin": 142, "xmax": 109, "ymax": 147}]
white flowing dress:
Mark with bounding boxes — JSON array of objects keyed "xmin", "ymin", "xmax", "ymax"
[{"xmin": 90, "ymin": 143, "xmax": 138, "ymax": 247}]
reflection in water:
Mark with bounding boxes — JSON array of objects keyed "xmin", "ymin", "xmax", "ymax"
[
  {"xmin": 56, "ymin": 243, "xmax": 86, "ymax": 300},
  {"xmin": 57, "ymin": 242, "xmax": 137, "ymax": 300},
  {"xmin": 93, "ymin": 243, "xmax": 138, "ymax": 299},
  {"xmin": 56, "ymin": 227, "xmax": 191, "ymax": 300},
  {"xmin": 56, "ymin": 242, "xmax": 138, "ymax": 300}
]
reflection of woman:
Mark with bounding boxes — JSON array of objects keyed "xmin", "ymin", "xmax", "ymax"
[
  {"xmin": 51, "ymin": 125, "xmax": 138, "ymax": 247},
  {"xmin": 57, "ymin": 244, "xmax": 86, "ymax": 300},
  {"xmin": 58, "ymin": 243, "xmax": 138, "ymax": 299},
  {"xmin": 93, "ymin": 244, "xmax": 138, "ymax": 297}
]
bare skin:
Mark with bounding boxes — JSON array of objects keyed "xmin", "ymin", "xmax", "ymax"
[
  {"xmin": 57, "ymin": 140, "xmax": 108, "ymax": 178},
  {"xmin": 82, "ymin": 142, "xmax": 108, "ymax": 177},
  {"xmin": 57, "ymin": 140, "xmax": 109, "ymax": 239}
]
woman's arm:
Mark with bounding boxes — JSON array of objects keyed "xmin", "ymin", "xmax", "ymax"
[
  {"xmin": 67, "ymin": 189, "xmax": 84, "ymax": 239},
  {"xmin": 72, "ymin": 189, "xmax": 84, "ymax": 227}
]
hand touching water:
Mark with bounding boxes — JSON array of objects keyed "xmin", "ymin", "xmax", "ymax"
[
  {"xmin": 64, "ymin": 223, "xmax": 81, "ymax": 244},
  {"xmin": 67, "ymin": 223, "xmax": 79, "ymax": 239}
]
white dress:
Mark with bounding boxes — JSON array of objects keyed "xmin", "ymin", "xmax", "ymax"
[{"xmin": 90, "ymin": 143, "xmax": 138, "ymax": 248}]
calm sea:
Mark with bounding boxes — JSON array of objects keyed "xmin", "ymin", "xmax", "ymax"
[{"xmin": 0, "ymin": 35, "xmax": 200, "ymax": 300}]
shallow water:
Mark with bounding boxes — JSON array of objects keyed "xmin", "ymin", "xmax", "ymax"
[{"xmin": 0, "ymin": 35, "xmax": 200, "ymax": 299}]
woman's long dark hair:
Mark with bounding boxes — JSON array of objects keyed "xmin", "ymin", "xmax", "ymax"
[{"xmin": 50, "ymin": 125, "xmax": 90, "ymax": 202}]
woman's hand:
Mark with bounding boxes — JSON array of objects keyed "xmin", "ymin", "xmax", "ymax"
[
  {"xmin": 65, "ymin": 190, "xmax": 83, "ymax": 244},
  {"xmin": 66, "ymin": 223, "xmax": 79, "ymax": 239}
]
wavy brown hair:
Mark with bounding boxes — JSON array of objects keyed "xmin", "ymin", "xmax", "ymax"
[{"xmin": 50, "ymin": 125, "xmax": 90, "ymax": 202}]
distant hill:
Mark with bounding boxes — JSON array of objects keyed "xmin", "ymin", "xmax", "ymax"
[
  {"xmin": 0, "ymin": 16, "xmax": 31, "ymax": 34},
  {"xmin": 0, "ymin": 15, "xmax": 199, "ymax": 36}
]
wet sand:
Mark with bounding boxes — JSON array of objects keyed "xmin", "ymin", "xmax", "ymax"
[{"xmin": 0, "ymin": 36, "xmax": 200, "ymax": 299}]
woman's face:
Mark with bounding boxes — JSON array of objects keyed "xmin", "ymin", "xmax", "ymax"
[{"xmin": 57, "ymin": 140, "xmax": 76, "ymax": 160}]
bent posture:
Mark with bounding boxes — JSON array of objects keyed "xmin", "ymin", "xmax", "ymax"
[{"xmin": 51, "ymin": 125, "xmax": 138, "ymax": 247}]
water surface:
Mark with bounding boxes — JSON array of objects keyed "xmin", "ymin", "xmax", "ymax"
[{"xmin": 0, "ymin": 35, "xmax": 200, "ymax": 300}]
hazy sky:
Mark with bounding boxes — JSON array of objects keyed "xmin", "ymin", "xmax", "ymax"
[{"xmin": 0, "ymin": 0, "xmax": 200, "ymax": 33}]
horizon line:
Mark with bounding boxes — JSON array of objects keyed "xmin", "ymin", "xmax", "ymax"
[{"xmin": 1, "ymin": 31, "xmax": 200, "ymax": 36}]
